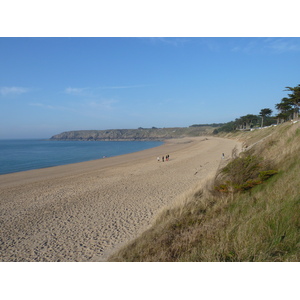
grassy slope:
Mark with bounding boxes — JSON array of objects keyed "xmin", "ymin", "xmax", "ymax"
[
  {"xmin": 50, "ymin": 126, "xmax": 215, "ymax": 140},
  {"xmin": 109, "ymin": 122, "xmax": 300, "ymax": 261}
]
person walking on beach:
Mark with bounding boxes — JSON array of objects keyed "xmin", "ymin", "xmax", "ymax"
[
  {"xmin": 162, "ymin": 156, "xmax": 164, "ymax": 162},
  {"xmin": 157, "ymin": 156, "xmax": 160, "ymax": 162},
  {"xmin": 222, "ymin": 153, "xmax": 225, "ymax": 159}
]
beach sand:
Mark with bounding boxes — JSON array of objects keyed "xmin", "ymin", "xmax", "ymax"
[{"xmin": 0, "ymin": 136, "xmax": 241, "ymax": 261}]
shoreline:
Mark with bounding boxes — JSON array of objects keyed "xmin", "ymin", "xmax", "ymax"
[
  {"xmin": 0, "ymin": 139, "xmax": 169, "ymax": 188},
  {"xmin": 0, "ymin": 136, "xmax": 241, "ymax": 261},
  {"xmin": 37, "ymin": 137, "xmax": 165, "ymax": 142},
  {"xmin": 0, "ymin": 139, "xmax": 164, "ymax": 177}
]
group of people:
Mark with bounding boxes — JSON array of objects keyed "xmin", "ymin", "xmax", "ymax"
[{"xmin": 157, "ymin": 154, "xmax": 170, "ymax": 162}]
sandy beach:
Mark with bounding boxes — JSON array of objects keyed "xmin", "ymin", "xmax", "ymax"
[{"xmin": 0, "ymin": 136, "xmax": 241, "ymax": 261}]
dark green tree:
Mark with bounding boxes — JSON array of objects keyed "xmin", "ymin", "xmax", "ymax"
[
  {"xmin": 284, "ymin": 85, "xmax": 300, "ymax": 120},
  {"xmin": 275, "ymin": 97, "xmax": 293, "ymax": 123},
  {"xmin": 259, "ymin": 108, "xmax": 273, "ymax": 128},
  {"xmin": 242, "ymin": 114, "xmax": 259, "ymax": 129}
]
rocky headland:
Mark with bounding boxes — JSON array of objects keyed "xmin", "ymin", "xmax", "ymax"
[{"xmin": 50, "ymin": 126, "xmax": 215, "ymax": 141}]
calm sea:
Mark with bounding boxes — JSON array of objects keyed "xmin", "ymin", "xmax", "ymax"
[{"xmin": 0, "ymin": 139, "xmax": 163, "ymax": 175}]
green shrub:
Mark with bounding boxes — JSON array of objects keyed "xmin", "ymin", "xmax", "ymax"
[
  {"xmin": 221, "ymin": 155, "xmax": 263, "ymax": 184},
  {"xmin": 259, "ymin": 170, "xmax": 278, "ymax": 181},
  {"xmin": 214, "ymin": 155, "xmax": 277, "ymax": 193}
]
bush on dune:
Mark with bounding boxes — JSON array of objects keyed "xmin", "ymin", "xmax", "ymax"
[
  {"xmin": 109, "ymin": 122, "xmax": 300, "ymax": 262},
  {"xmin": 214, "ymin": 154, "xmax": 278, "ymax": 193}
]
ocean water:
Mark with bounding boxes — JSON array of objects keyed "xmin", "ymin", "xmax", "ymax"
[{"xmin": 0, "ymin": 139, "xmax": 163, "ymax": 175}]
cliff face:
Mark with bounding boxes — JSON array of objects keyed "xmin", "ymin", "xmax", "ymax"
[{"xmin": 50, "ymin": 127, "xmax": 214, "ymax": 141}]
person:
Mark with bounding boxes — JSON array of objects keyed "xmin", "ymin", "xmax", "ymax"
[
  {"xmin": 222, "ymin": 153, "xmax": 225, "ymax": 159},
  {"xmin": 157, "ymin": 156, "xmax": 160, "ymax": 162},
  {"xmin": 162, "ymin": 156, "xmax": 164, "ymax": 162}
]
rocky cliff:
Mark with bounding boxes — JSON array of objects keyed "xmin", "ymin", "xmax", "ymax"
[{"xmin": 50, "ymin": 127, "xmax": 215, "ymax": 141}]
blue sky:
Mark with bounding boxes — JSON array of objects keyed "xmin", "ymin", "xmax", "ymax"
[{"xmin": 1, "ymin": 37, "xmax": 300, "ymax": 138}]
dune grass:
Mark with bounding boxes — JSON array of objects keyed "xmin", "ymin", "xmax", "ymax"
[{"xmin": 109, "ymin": 122, "xmax": 300, "ymax": 262}]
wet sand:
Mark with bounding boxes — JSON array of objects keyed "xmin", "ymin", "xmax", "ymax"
[{"xmin": 0, "ymin": 137, "xmax": 241, "ymax": 261}]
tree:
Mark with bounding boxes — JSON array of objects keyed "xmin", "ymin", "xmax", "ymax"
[
  {"xmin": 275, "ymin": 112, "xmax": 287, "ymax": 125},
  {"xmin": 275, "ymin": 97, "xmax": 293, "ymax": 122},
  {"xmin": 259, "ymin": 108, "xmax": 273, "ymax": 128},
  {"xmin": 284, "ymin": 85, "xmax": 300, "ymax": 120},
  {"xmin": 235, "ymin": 117, "xmax": 244, "ymax": 130},
  {"xmin": 243, "ymin": 114, "xmax": 259, "ymax": 129},
  {"xmin": 234, "ymin": 114, "xmax": 259, "ymax": 130}
]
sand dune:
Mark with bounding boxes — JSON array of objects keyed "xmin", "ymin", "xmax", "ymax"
[{"xmin": 0, "ymin": 137, "xmax": 241, "ymax": 261}]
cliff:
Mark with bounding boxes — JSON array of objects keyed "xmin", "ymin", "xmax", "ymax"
[{"xmin": 50, "ymin": 127, "xmax": 215, "ymax": 141}]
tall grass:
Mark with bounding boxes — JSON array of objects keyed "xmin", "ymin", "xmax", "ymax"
[{"xmin": 109, "ymin": 122, "xmax": 300, "ymax": 262}]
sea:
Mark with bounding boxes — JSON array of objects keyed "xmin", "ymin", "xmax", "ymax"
[{"xmin": 0, "ymin": 139, "xmax": 163, "ymax": 175}]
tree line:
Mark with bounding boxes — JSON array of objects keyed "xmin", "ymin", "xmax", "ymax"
[{"xmin": 214, "ymin": 84, "xmax": 300, "ymax": 134}]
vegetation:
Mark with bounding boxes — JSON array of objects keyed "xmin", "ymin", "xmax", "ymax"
[
  {"xmin": 51, "ymin": 126, "xmax": 216, "ymax": 141},
  {"xmin": 214, "ymin": 113, "xmax": 276, "ymax": 134},
  {"xmin": 214, "ymin": 154, "xmax": 278, "ymax": 193},
  {"xmin": 109, "ymin": 121, "xmax": 300, "ymax": 261},
  {"xmin": 214, "ymin": 84, "xmax": 300, "ymax": 134},
  {"xmin": 275, "ymin": 85, "xmax": 300, "ymax": 122},
  {"xmin": 189, "ymin": 123, "xmax": 225, "ymax": 128},
  {"xmin": 52, "ymin": 83, "xmax": 300, "ymax": 261},
  {"xmin": 259, "ymin": 108, "xmax": 273, "ymax": 128}
]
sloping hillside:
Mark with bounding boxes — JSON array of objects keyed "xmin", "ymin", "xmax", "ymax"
[
  {"xmin": 109, "ymin": 121, "xmax": 300, "ymax": 261},
  {"xmin": 50, "ymin": 127, "xmax": 215, "ymax": 141}
]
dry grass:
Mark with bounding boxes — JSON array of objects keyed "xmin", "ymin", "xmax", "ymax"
[{"xmin": 109, "ymin": 122, "xmax": 300, "ymax": 262}]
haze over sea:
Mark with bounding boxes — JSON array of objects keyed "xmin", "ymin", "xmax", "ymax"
[{"xmin": 0, "ymin": 139, "xmax": 163, "ymax": 175}]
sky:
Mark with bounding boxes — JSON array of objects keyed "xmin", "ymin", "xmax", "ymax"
[
  {"xmin": 1, "ymin": 1, "xmax": 299, "ymax": 296},
  {"xmin": 1, "ymin": 37, "xmax": 300, "ymax": 138}
]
